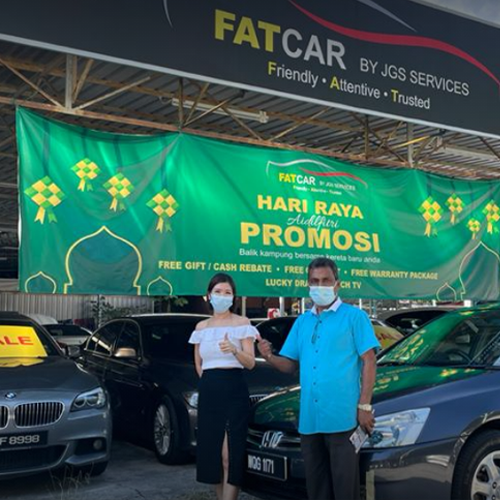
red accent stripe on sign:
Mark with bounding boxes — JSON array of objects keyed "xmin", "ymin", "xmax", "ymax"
[
  {"xmin": 300, "ymin": 168, "xmax": 368, "ymax": 186},
  {"xmin": 290, "ymin": 1, "xmax": 500, "ymax": 88}
]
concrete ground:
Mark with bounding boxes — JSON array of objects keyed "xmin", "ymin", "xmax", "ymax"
[{"xmin": 0, "ymin": 440, "xmax": 259, "ymax": 500}]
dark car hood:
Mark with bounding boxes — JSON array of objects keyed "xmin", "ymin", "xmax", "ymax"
[
  {"xmin": 252, "ymin": 365, "xmax": 484, "ymax": 429},
  {"xmin": 244, "ymin": 359, "xmax": 298, "ymax": 395},
  {"xmin": 372, "ymin": 365, "xmax": 483, "ymax": 401},
  {"xmin": 0, "ymin": 356, "xmax": 99, "ymax": 392}
]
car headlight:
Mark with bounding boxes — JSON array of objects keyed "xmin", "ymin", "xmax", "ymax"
[
  {"xmin": 183, "ymin": 391, "xmax": 199, "ymax": 409},
  {"xmin": 71, "ymin": 388, "xmax": 107, "ymax": 412},
  {"xmin": 363, "ymin": 408, "xmax": 430, "ymax": 449}
]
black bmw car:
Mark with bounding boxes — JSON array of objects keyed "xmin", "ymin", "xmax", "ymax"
[
  {"xmin": 79, "ymin": 314, "xmax": 298, "ymax": 464},
  {"xmin": 244, "ymin": 305, "xmax": 500, "ymax": 500}
]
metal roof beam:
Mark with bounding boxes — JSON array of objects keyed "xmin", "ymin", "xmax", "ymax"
[
  {"xmin": 481, "ymin": 138, "xmax": 500, "ymax": 162},
  {"xmin": 64, "ymin": 54, "xmax": 77, "ymax": 110},
  {"xmin": 74, "ymin": 75, "xmax": 151, "ymax": 111},
  {"xmin": 73, "ymin": 58, "xmax": 94, "ymax": 102},
  {"xmin": 0, "ymin": 57, "xmax": 62, "ymax": 107},
  {"xmin": 352, "ymin": 113, "xmax": 407, "ymax": 164},
  {"xmin": 0, "ymin": 52, "xmax": 499, "ymax": 179},
  {"xmin": 185, "ymin": 83, "xmax": 210, "ymax": 125},
  {"xmin": 188, "ymin": 82, "xmax": 264, "ymax": 141},
  {"xmin": 0, "ymin": 94, "xmax": 407, "ymax": 168},
  {"xmin": 0, "ymin": 55, "xmax": 360, "ymax": 134},
  {"xmin": 271, "ymin": 108, "xmax": 329, "ymax": 142}
]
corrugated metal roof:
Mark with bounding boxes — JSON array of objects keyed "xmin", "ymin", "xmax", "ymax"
[{"xmin": 1, "ymin": 39, "xmax": 500, "ymax": 276}]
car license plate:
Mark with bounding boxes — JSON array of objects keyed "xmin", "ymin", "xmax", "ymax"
[
  {"xmin": 0, "ymin": 431, "xmax": 48, "ymax": 449},
  {"xmin": 247, "ymin": 451, "xmax": 288, "ymax": 481}
]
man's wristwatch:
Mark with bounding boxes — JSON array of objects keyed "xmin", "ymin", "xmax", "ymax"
[{"xmin": 358, "ymin": 404, "xmax": 373, "ymax": 412}]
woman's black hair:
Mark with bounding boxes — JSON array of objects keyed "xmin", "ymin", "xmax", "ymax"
[{"xmin": 207, "ymin": 273, "xmax": 237, "ymax": 312}]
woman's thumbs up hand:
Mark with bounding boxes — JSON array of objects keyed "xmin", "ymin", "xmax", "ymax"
[{"xmin": 219, "ymin": 333, "xmax": 237, "ymax": 355}]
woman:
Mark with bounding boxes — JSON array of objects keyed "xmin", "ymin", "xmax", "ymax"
[{"xmin": 189, "ymin": 273, "xmax": 257, "ymax": 500}]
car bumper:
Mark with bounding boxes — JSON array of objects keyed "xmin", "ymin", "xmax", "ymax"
[
  {"xmin": 360, "ymin": 438, "xmax": 456, "ymax": 500},
  {"xmin": 243, "ymin": 438, "xmax": 457, "ymax": 500},
  {"xmin": 0, "ymin": 406, "xmax": 112, "ymax": 480}
]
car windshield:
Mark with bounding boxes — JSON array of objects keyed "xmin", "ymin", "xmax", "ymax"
[
  {"xmin": 256, "ymin": 318, "xmax": 296, "ymax": 355},
  {"xmin": 0, "ymin": 322, "xmax": 60, "ymax": 358},
  {"xmin": 378, "ymin": 310, "xmax": 500, "ymax": 368},
  {"xmin": 142, "ymin": 320, "xmax": 198, "ymax": 362}
]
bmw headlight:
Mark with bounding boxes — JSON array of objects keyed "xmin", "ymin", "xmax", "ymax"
[
  {"xmin": 363, "ymin": 408, "xmax": 430, "ymax": 449},
  {"xmin": 71, "ymin": 388, "xmax": 107, "ymax": 412},
  {"xmin": 183, "ymin": 391, "xmax": 199, "ymax": 409}
]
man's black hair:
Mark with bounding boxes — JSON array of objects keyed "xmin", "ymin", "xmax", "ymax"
[{"xmin": 307, "ymin": 257, "xmax": 339, "ymax": 280}]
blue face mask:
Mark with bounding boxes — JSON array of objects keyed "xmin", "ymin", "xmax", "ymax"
[
  {"xmin": 309, "ymin": 286, "xmax": 337, "ymax": 307},
  {"xmin": 210, "ymin": 294, "xmax": 233, "ymax": 314}
]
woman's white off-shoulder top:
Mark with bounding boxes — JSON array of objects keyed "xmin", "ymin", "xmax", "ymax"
[{"xmin": 189, "ymin": 325, "xmax": 258, "ymax": 370}]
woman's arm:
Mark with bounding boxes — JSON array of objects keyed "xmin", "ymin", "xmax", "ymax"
[
  {"xmin": 233, "ymin": 337, "xmax": 256, "ymax": 370},
  {"xmin": 194, "ymin": 344, "xmax": 203, "ymax": 378},
  {"xmin": 219, "ymin": 334, "xmax": 256, "ymax": 370}
]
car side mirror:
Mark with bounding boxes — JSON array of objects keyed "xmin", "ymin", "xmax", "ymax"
[
  {"xmin": 114, "ymin": 347, "xmax": 138, "ymax": 359},
  {"xmin": 65, "ymin": 345, "xmax": 81, "ymax": 359}
]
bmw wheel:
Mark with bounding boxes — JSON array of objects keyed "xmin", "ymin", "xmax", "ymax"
[
  {"xmin": 152, "ymin": 396, "xmax": 188, "ymax": 465},
  {"xmin": 452, "ymin": 430, "xmax": 500, "ymax": 500}
]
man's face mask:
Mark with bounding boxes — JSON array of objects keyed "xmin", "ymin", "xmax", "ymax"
[{"xmin": 309, "ymin": 285, "xmax": 337, "ymax": 307}]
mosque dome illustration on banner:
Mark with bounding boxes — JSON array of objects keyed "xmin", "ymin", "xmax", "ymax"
[{"xmin": 64, "ymin": 226, "xmax": 142, "ymax": 295}]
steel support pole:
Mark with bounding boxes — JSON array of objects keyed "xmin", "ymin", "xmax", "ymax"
[
  {"xmin": 65, "ymin": 54, "xmax": 77, "ymax": 110},
  {"xmin": 407, "ymin": 123, "xmax": 415, "ymax": 168},
  {"xmin": 279, "ymin": 297, "xmax": 286, "ymax": 317}
]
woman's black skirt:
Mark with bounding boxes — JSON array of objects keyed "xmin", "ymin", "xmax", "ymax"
[{"xmin": 197, "ymin": 368, "xmax": 250, "ymax": 486}]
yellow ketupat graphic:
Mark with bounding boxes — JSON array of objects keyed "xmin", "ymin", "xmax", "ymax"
[
  {"xmin": 467, "ymin": 218, "xmax": 482, "ymax": 239},
  {"xmin": 446, "ymin": 194, "xmax": 464, "ymax": 225},
  {"xmin": 0, "ymin": 326, "xmax": 47, "ymax": 358},
  {"xmin": 147, "ymin": 189, "xmax": 180, "ymax": 232},
  {"xmin": 419, "ymin": 196, "xmax": 443, "ymax": 237},
  {"xmin": 483, "ymin": 200, "xmax": 500, "ymax": 234},
  {"xmin": 71, "ymin": 158, "xmax": 101, "ymax": 191},
  {"xmin": 24, "ymin": 176, "xmax": 65, "ymax": 224},
  {"xmin": 103, "ymin": 173, "xmax": 135, "ymax": 211}
]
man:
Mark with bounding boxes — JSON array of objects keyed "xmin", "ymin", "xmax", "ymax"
[{"xmin": 257, "ymin": 257, "xmax": 379, "ymax": 500}]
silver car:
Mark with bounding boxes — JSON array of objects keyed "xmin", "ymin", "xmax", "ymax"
[
  {"xmin": 44, "ymin": 323, "xmax": 92, "ymax": 347},
  {"xmin": 0, "ymin": 313, "xmax": 111, "ymax": 479}
]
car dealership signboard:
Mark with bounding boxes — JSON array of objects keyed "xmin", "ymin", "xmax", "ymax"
[
  {"xmin": 1, "ymin": 0, "xmax": 500, "ymax": 137},
  {"xmin": 17, "ymin": 109, "xmax": 500, "ymax": 299}
]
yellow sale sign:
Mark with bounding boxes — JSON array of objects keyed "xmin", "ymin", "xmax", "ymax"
[{"xmin": 0, "ymin": 326, "xmax": 47, "ymax": 358}]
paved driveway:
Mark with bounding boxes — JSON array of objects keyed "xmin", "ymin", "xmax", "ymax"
[{"xmin": 0, "ymin": 440, "xmax": 258, "ymax": 500}]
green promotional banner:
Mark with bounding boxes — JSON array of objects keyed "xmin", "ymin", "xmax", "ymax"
[{"xmin": 18, "ymin": 108, "xmax": 500, "ymax": 299}]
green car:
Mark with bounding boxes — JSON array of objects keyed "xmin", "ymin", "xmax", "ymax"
[{"xmin": 244, "ymin": 305, "xmax": 500, "ymax": 500}]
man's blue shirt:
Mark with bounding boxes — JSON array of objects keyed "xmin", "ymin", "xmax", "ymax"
[{"xmin": 280, "ymin": 299, "xmax": 380, "ymax": 434}]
